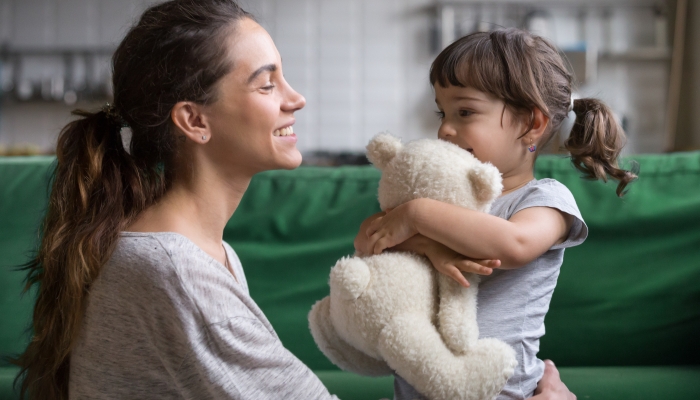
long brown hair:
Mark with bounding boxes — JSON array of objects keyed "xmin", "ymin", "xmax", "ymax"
[
  {"xmin": 13, "ymin": 1, "xmax": 251, "ymax": 398},
  {"xmin": 430, "ymin": 28, "xmax": 637, "ymax": 196}
]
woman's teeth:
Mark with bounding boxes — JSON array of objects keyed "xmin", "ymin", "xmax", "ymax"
[{"xmin": 273, "ymin": 126, "xmax": 294, "ymax": 136}]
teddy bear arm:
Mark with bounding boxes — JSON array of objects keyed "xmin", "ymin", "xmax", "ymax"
[{"xmin": 309, "ymin": 297, "xmax": 393, "ymax": 377}]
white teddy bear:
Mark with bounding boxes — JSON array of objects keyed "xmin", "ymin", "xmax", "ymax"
[{"xmin": 308, "ymin": 134, "xmax": 518, "ymax": 400}]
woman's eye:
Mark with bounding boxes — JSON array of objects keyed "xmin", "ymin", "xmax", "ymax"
[
  {"xmin": 261, "ymin": 84, "xmax": 275, "ymax": 91},
  {"xmin": 458, "ymin": 110, "xmax": 472, "ymax": 117},
  {"xmin": 435, "ymin": 110, "xmax": 445, "ymax": 120}
]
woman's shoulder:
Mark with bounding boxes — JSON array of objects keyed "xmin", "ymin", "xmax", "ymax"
[
  {"xmin": 113, "ymin": 232, "xmax": 203, "ymax": 278},
  {"xmin": 104, "ymin": 232, "xmax": 255, "ymax": 322}
]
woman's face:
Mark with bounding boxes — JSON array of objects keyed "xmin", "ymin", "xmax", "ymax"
[{"xmin": 203, "ymin": 18, "xmax": 305, "ymax": 176}]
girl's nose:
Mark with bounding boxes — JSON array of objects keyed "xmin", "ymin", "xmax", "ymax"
[{"xmin": 437, "ymin": 123, "xmax": 456, "ymax": 140}]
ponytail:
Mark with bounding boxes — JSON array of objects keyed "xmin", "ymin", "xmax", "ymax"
[
  {"xmin": 13, "ymin": 109, "xmax": 161, "ymax": 400},
  {"xmin": 565, "ymin": 98, "xmax": 638, "ymax": 197}
]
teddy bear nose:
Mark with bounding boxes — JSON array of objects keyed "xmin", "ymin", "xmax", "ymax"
[{"xmin": 330, "ymin": 257, "xmax": 371, "ymax": 301}]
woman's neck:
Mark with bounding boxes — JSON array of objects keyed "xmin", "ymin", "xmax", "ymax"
[{"xmin": 126, "ymin": 160, "xmax": 251, "ymax": 265}]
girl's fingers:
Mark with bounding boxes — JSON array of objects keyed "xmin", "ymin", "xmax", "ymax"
[
  {"xmin": 446, "ymin": 265, "xmax": 470, "ymax": 288},
  {"xmin": 374, "ymin": 237, "xmax": 391, "ymax": 254},
  {"xmin": 366, "ymin": 217, "xmax": 382, "ymax": 237},
  {"xmin": 472, "ymin": 258, "xmax": 501, "ymax": 268},
  {"xmin": 456, "ymin": 260, "xmax": 494, "ymax": 275}
]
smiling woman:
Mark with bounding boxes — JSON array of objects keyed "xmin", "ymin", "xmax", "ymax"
[{"xmin": 12, "ymin": 1, "xmax": 333, "ymax": 399}]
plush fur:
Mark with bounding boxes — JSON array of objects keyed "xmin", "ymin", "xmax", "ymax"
[{"xmin": 309, "ymin": 134, "xmax": 517, "ymax": 400}]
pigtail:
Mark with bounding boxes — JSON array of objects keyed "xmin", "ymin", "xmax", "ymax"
[
  {"xmin": 13, "ymin": 109, "xmax": 156, "ymax": 400},
  {"xmin": 565, "ymin": 98, "xmax": 637, "ymax": 197}
]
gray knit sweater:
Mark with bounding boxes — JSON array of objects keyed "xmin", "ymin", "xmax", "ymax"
[{"xmin": 69, "ymin": 232, "xmax": 337, "ymax": 400}]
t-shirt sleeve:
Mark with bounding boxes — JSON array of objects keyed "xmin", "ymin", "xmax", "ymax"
[{"xmin": 509, "ymin": 179, "xmax": 588, "ymax": 250}]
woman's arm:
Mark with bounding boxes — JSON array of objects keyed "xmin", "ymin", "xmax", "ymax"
[{"xmin": 366, "ymin": 198, "xmax": 573, "ymax": 269}]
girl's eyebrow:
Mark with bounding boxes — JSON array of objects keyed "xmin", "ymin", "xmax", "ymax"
[{"xmin": 453, "ymin": 96, "xmax": 484, "ymax": 102}]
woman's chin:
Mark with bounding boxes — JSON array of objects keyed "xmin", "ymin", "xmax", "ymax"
[
  {"xmin": 282, "ymin": 151, "xmax": 303, "ymax": 169},
  {"xmin": 272, "ymin": 149, "xmax": 302, "ymax": 170}
]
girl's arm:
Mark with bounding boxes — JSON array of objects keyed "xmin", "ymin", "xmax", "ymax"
[
  {"xmin": 366, "ymin": 198, "xmax": 573, "ymax": 269},
  {"xmin": 355, "ymin": 212, "xmax": 499, "ymax": 287}
]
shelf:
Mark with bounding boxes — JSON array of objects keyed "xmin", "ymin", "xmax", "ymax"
[{"xmin": 599, "ymin": 47, "xmax": 671, "ymax": 62}]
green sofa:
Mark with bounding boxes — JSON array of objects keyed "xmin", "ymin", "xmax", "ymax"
[{"xmin": 1, "ymin": 153, "xmax": 699, "ymax": 400}]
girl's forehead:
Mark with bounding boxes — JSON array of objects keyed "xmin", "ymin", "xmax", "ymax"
[{"xmin": 434, "ymin": 84, "xmax": 498, "ymax": 104}]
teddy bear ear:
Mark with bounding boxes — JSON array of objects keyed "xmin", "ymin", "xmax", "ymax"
[{"xmin": 366, "ymin": 133, "xmax": 402, "ymax": 170}]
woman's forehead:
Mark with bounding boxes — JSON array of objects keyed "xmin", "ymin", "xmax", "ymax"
[{"xmin": 226, "ymin": 19, "xmax": 280, "ymax": 79}]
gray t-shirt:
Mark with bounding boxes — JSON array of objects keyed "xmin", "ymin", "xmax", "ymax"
[
  {"xmin": 395, "ymin": 178, "xmax": 587, "ymax": 400},
  {"xmin": 69, "ymin": 232, "xmax": 337, "ymax": 400}
]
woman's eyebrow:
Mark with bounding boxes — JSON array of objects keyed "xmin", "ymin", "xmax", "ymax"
[{"xmin": 247, "ymin": 63, "xmax": 277, "ymax": 84}]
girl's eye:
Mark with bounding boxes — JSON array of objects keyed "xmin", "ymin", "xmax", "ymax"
[
  {"xmin": 261, "ymin": 83, "xmax": 275, "ymax": 91},
  {"xmin": 435, "ymin": 110, "xmax": 445, "ymax": 120},
  {"xmin": 458, "ymin": 110, "xmax": 472, "ymax": 117}
]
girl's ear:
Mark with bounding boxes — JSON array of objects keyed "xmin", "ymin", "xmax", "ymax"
[
  {"xmin": 171, "ymin": 101, "xmax": 211, "ymax": 144},
  {"xmin": 523, "ymin": 107, "xmax": 550, "ymax": 145},
  {"xmin": 366, "ymin": 133, "xmax": 402, "ymax": 170}
]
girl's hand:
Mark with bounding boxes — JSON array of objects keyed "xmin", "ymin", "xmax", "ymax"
[
  {"xmin": 354, "ymin": 211, "xmax": 385, "ymax": 256},
  {"xmin": 366, "ymin": 203, "xmax": 418, "ymax": 255},
  {"xmin": 422, "ymin": 239, "xmax": 500, "ymax": 288}
]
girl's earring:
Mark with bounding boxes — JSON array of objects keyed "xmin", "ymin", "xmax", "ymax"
[
  {"xmin": 528, "ymin": 139, "xmax": 536, "ymax": 153},
  {"xmin": 202, "ymin": 135, "xmax": 207, "ymax": 141}
]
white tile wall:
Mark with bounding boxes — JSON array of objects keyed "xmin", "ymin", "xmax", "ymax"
[{"xmin": 0, "ymin": 0, "xmax": 672, "ymax": 153}]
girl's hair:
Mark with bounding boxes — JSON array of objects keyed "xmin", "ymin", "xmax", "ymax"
[
  {"xmin": 430, "ymin": 28, "xmax": 637, "ymax": 197},
  {"xmin": 13, "ymin": 1, "xmax": 252, "ymax": 398}
]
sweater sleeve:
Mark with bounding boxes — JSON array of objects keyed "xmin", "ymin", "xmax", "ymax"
[
  {"xmin": 150, "ymin": 235, "xmax": 338, "ymax": 400},
  {"xmin": 173, "ymin": 316, "xmax": 337, "ymax": 400}
]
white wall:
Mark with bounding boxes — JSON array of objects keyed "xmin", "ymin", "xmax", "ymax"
[{"xmin": 0, "ymin": 0, "xmax": 674, "ymax": 154}]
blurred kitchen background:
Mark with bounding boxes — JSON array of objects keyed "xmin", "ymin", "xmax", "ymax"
[{"xmin": 0, "ymin": 0, "xmax": 698, "ymax": 159}]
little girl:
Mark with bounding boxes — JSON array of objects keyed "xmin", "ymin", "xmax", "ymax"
[{"xmin": 355, "ymin": 28, "xmax": 636, "ymax": 400}]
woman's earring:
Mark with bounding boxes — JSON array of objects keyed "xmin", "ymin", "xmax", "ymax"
[{"xmin": 202, "ymin": 135, "xmax": 207, "ymax": 141}]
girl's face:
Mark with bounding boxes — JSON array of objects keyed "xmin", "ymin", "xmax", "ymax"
[
  {"xmin": 203, "ymin": 18, "xmax": 305, "ymax": 176},
  {"xmin": 434, "ymin": 84, "xmax": 531, "ymax": 178}
]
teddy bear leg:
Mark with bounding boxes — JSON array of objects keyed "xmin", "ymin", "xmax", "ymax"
[
  {"xmin": 377, "ymin": 313, "xmax": 514, "ymax": 400},
  {"xmin": 309, "ymin": 297, "xmax": 393, "ymax": 377},
  {"xmin": 436, "ymin": 272, "xmax": 480, "ymax": 355}
]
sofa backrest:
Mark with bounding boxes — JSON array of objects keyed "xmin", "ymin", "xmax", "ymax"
[{"xmin": 1, "ymin": 153, "xmax": 699, "ymax": 371}]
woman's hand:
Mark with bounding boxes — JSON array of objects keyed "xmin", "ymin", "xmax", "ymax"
[
  {"xmin": 528, "ymin": 360, "xmax": 576, "ymax": 400},
  {"xmin": 365, "ymin": 202, "xmax": 418, "ymax": 254},
  {"xmin": 420, "ymin": 237, "xmax": 500, "ymax": 288}
]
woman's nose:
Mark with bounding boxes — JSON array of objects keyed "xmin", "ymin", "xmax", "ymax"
[{"xmin": 283, "ymin": 85, "xmax": 306, "ymax": 112}]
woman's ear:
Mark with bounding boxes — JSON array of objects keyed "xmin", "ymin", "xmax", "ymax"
[{"xmin": 171, "ymin": 101, "xmax": 211, "ymax": 143}]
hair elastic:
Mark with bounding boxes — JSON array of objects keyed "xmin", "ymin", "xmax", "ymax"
[{"xmin": 102, "ymin": 103, "xmax": 129, "ymax": 128}]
